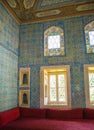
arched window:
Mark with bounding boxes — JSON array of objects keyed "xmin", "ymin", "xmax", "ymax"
[
  {"xmin": 85, "ymin": 21, "xmax": 94, "ymax": 53},
  {"xmin": 44, "ymin": 26, "xmax": 65, "ymax": 56}
]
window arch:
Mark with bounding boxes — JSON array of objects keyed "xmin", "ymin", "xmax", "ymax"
[
  {"xmin": 85, "ymin": 21, "xmax": 94, "ymax": 53},
  {"xmin": 44, "ymin": 26, "xmax": 65, "ymax": 56}
]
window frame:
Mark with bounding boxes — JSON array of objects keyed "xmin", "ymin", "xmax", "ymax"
[
  {"xmin": 48, "ymin": 71, "xmax": 67, "ymax": 105},
  {"xmin": 84, "ymin": 64, "xmax": 94, "ymax": 108},
  {"xmin": 44, "ymin": 26, "xmax": 65, "ymax": 56},
  {"xmin": 40, "ymin": 65, "xmax": 71, "ymax": 108},
  {"xmin": 85, "ymin": 21, "xmax": 94, "ymax": 53}
]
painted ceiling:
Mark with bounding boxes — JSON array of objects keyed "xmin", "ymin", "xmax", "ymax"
[{"xmin": 1, "ymin": 0, "xmax": 94, "ymax": 24}]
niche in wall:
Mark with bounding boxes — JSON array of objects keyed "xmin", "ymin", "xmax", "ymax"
[
  {"xmin": 19, "ymin": 67, "xmax": 30, "ymax": 107},
  {"xmin": 19, "ymin": 68, "xmax": 30, "ymax": 87},
  {"xmin": 19, "ymin": 90, "xmax": 30, "ymax": 107}
]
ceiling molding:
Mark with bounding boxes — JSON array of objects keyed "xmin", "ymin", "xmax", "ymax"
[
  {"xmin": 76, "ymin": 3, "xmax": 94, "ymax": 11},
  {"xmin": 1, "ymin": 0, "xmax": 94, "ymax": 24},
  {"xmin": 1, "ymin": 0, "xmax": 22, "ymax": 24}
]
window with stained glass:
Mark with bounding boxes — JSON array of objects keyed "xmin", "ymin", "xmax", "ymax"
[
  {"xmin": 89, "ymin": 31, "xmax": 94, "ymax": 46},
  {"xmin": 48, "ymin": 72, "xmax": 67, "ymax": 104},
  {"xmin": 88, "ymin": 71, "xmax": 94, "ymax": 104},
  {"xmin": 44, "ymin": 26, "xmax": 65, "ymax": 56},
  {"xmin": 48, "ymin": 35, "xmax": 60, "ymax": 49},
  {"xmin": 84, "ymin": 64, "xmax": 94, "ymax": 107},
  {"xmin": 40, "ymin": 65, "xmax": 71, "ymax": 108},
  {"xmin": 85, "ymin": 21, "xmax": 94, "ymax": 53}
]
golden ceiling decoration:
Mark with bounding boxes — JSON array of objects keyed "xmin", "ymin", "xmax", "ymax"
[
  {"xmin": 1, "ymin": 0, "xmax": 94, "ymax": 24},
  {"xmin": 23, "ymin": 0, "xmax": 35, "ymax": 9},
  {"xmin": 36, "ymin": 9, "xmax": 61, "ymax": 17},
  {"xmin": 76, "ymin": 3, "xmax": 94, "ymax": 11},
  {"xmin": 6, "ymin": 0, "xmax": 16, "ymax": 8}
]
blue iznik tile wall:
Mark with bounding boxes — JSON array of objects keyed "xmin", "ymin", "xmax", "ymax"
[
  {"xmin": 0, "ymin": 4, "xmax": 19, "ymax": 111},
  {"xmin": 19, "ymin": 15, "xmax": 94, "ymax": 108},
  {"xmin": 0, "ymin": 2, "xmax": 94, "ymax": 110}
]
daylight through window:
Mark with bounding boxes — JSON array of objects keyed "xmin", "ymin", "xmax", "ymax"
[
  {"xmin": 44, "ymin": 26, "xmax": 65, "ymax": 56},
  {"xmin": 48, "ymin": 35, "xmax": 60, "ymax": 49},
  {"xmin": 89, "ymin": 31, "xmax": 94, "ymax": 46},
  {"xmin": 85, "ymin": 21, "xmax": 94, "ymax": 53},
  {"xmin": 40, "ymin": 65, "xmax": 71, "ymax": 108},
  {"xmin": 84, "ymin": 64, "xmax": 94, "ymax": 107}
]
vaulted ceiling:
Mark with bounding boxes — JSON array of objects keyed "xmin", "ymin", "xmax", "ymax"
[{"xmin": 1, "ymin": 0, "xmax": 94, "ymax": 24}]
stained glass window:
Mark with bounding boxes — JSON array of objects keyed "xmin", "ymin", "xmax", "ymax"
[
  {"xmin": 48, "ymin": 72, "xmax": 67, "ymax": 104},
  {"xmin": 89, "ymin": 72, "xmax": 94, "ymax": 103},
  {"xmin": 58, "ymin": 74, "xmax": 66, "ymax": 102},
  {"xmin": 49, "ymin": 75, "xmax": 56, "ymax": 101},
  {"xmin": 84, "ymin": 65, "xmax": 94, "ymax": 107},
  {"xmin": 89, "ymin": 31, "xmax": 94, "ymax": 46},
  {"xmin": 44, "ymin": 26, "xmax": 65, "ymax": 56},
  {"xmin": 85, "ymin": 21, "xmax": 94, "ymax": 53},
  {"xmin": 40, "ymin": 65, "xmax": 71, "ymax": 108},
  {"xmin": 48, "ymin": 35, "xmax": 60, "ymax": 49}
]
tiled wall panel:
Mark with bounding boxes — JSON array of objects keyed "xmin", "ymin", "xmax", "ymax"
[
  {"xmin": 0, "ymin": 3, "xmax": 19, "ymax": 111},
  {"xmin": 19, "ymin": 15, "xmax": 94, "ymax": 108}
]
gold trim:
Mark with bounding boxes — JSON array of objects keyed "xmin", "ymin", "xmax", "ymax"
[
  {"xmin": 1, "ymin": 1, "xmax": 94, "ymax": 24},
  {"xmin": 1, "ymin": 0, "xmax": 22, "ymax": 24}
]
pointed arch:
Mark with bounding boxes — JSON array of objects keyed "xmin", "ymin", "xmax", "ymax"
[{"xmin": 44, "ymin": 26, "xmax": 65, "ymax": 56}]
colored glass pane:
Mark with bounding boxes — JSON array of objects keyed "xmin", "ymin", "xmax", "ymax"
[
  {"xmin": 58, "ymin": 88, "xmax": 66, "ymax": 101},
  {"xmin": 44, "ymin": 26, "xmax": 64, "ymax": 56},
  {"xmin": 85, "ymin": 21, "xmax": 94, "ymax": 53},
  {"xmin": 49, "ymin": 75, "xmax": 56, "ymax": 101},
  {"xmin": 89, "ymin": 73, "xmax": 94, "ymax": 103},
  {"xmin": 58, "ymin": 74, "xmax": 66, "ymax": 101},
  {"xmin": 89, "ymin": 31, "xmax": 94, "ymax": 45},
  {"xmin": 48, "ymin": 35, "xmax": 60, "ymax": 49},
  {"xmin": 49, "ymin": 73, "xmax": 67, "ymax": 103}
]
